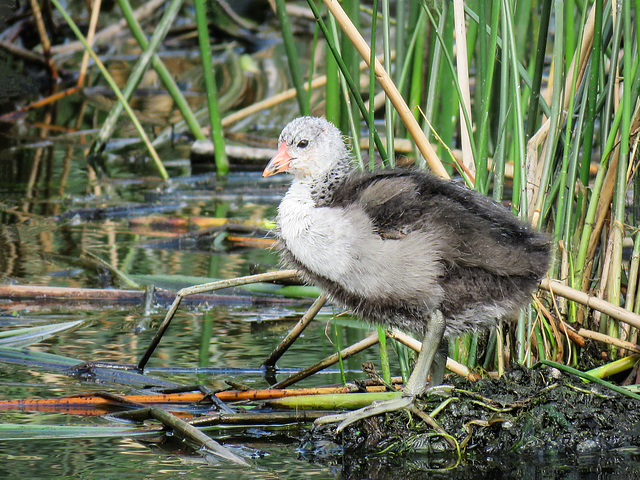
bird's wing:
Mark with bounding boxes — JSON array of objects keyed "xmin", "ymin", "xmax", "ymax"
[
  {"xmin": 330, "ymin": 171, "xmax": 550, "ymax": 278},
  {"xmin": 329, "ymin": 172, "xmax": 428, "ymax": 239}
]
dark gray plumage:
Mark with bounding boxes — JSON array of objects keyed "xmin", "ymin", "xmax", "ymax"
[{"xmin": 263, "ymin": 116, "xmax": 551, "ymax": 430}]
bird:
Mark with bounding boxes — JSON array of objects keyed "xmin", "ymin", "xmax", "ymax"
[{"xmin": 262, "ymin": 116, "xmax": 551, "ymax": 431}]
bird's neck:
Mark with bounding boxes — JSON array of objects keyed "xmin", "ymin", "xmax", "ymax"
[{"xmin": 307, "ymin": 160, "xmax": 352, "ymax": 206}]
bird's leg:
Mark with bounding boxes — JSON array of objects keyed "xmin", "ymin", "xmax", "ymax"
[
  {"xmin": 428, "ymin": 343, "xmax": 448, "ymax": 386},
  {"xmin": 315, "ymin": 310, "xmax": 447, "ymax": 432}
]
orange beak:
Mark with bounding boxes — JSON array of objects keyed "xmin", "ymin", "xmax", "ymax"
[{"xmin": 263, "ymin": 142, "xmax": 291, "ymax": 177}]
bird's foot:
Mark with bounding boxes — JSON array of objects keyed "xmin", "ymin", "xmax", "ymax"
[
  {"xmin": 314, "ymin": 394, "xmax": 414, "ymax": 433},
  {"xmin": 314, "ymin": 385, "xmax": 453, "ymax": 433}
]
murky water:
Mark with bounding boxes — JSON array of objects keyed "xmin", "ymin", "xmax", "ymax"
[{"xmin": 0, "ymin": 141, "xmax": 387, "ymax": 479}]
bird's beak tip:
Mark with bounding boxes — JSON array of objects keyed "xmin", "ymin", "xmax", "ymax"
[{"xmin": 263, "ymin": 142, "xmax": 291, "ymax": 177}]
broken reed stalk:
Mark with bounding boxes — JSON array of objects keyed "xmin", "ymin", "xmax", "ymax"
[
  {"xmin": 263, "ymin": 293, "xmax": 327, "ymax": 367},
  {"xmin": 137, "ymin": 270, "xmax": 299, "ymax": 370},
  {"xmin": 540, "ymin": 278, "xmax": 640, "ymax": 330},
  {"xmin": 147, "ymin": 407, "xmax": 249, "ymax": 466},
  {"xmin": 269, "ymin": 333, "xmax": 380, "ymax": 389}
]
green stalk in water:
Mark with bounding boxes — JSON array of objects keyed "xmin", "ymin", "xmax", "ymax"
[{"xmin": 194, "ymin": 0, "xmax": 228, "ymax": 177}]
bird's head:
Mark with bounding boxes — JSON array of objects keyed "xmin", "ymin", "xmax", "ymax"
[{"xmin": 263, "ymin": 117, "xmax": 350, "ymax": 180}]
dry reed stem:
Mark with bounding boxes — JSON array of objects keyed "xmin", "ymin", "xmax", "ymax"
[
  {"xmin": 149, "ymin": 407, "xmax": 249, "ymax": 466},
  {"xmin": 27, "ymin": 0, "xmax": 57, "ymax": 81},
  {"xmin": 593, "ymin": 218, "xmax": 616, "ymax": 328},
  {"xmin": 137, "ymin": 270, "xmax": 300, "ymax": 370},
  {"xmin": 576, "ymin": 327, "xmax": 640, "ymax": 354},
  {"xmin": 540, "ymin": 278, "xmax": 640, "ymax": 329},
  {"xmin": 78, "ymin": 0, "xmax": 102, "ymax": 87},
  {"xmin": 322, "ymin": 0, "xmax": 449, "ymax": 179},
  {"xmin": 50, "ymin": 0, "xmax": 166, "ymax": 55},
  {"xmin": 452, "ymin": 0, "xmax": 474, "ymax": 175},
  {"xmin": 534, "ymin": 296, "xmax": 566, "ymax": 361},
  {"xmin": 581, "ymin": 148, "xmax": 619, "ymax": 296}
]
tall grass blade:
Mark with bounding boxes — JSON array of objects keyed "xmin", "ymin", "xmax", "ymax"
[{"xmin": 194, "ymin": 0, "xmax": 228, "ymax": 176}]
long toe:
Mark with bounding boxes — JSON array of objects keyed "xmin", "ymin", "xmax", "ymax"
[{"xmin": 314, "ymin": 395, "xmax": 415, "ymax": 433}]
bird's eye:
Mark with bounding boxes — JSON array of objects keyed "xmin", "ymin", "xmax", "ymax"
[{"xmin": 297, "ymin": 140, "xmax": 309, "ymax": 149}]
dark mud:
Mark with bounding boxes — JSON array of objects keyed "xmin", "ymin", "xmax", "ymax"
[{"xmin": 301, "ymin": 365, "xmax": 640, "ymax": 478}]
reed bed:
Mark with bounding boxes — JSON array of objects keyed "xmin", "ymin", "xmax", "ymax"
[
  {"xmin": 7, "ymin": 0, "xmax": 640, "ymax": 377},
  {"xmin": 279, "ymin": 0, "xmax": 640, "ymax": 374}
]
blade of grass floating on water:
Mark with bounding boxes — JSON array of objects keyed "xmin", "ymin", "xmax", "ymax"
[
  {"xmin": 275, "ymin": 0, "xmax": 309, "ymax": 116},
  {"xmin": 50, "ymin": 0, "xmax": 168, "ymax": 180},
  {"xmin": 117, "ymin": 0, "xmax": 205, "ymax": 141},
  {"xmin": 0, "ymin": 347, "xmax": 82, "ymax": 369},
  {"xmin": 0, "ymin": 320, "xmax": 84, "ymax": 348},
  {"xmin": 194, "ymin": 0, "xmax": 228, "ymax": 177},
  {"xmin": 0, "ymin": 347, "xmax": 178, "ymax": 387},
  {"xmin": 0, "ymin": 424, "xmax": 159, "ymax": 440}
]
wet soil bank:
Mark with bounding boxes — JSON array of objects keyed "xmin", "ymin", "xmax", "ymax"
[{"xmin": 302, "ymin": 364, "xmax": 640, "ymax": 477}]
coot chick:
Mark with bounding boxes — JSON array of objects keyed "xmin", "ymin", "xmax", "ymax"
[{"xmin": 263, "ymin": 116, "xmax": 551, "ymax": 431}]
